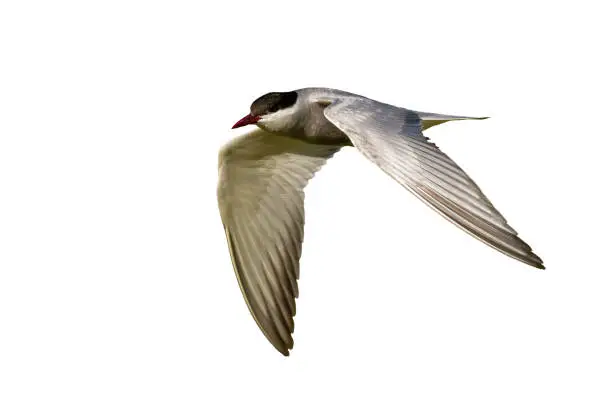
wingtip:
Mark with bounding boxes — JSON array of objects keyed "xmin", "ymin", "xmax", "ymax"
[
  {"xmin": 272, "ymin": 341, "xmax": 292, "ymax": 357},
  {"xmin": 527, "ymin": 254, "xmax": 545, "ymax": 270}
]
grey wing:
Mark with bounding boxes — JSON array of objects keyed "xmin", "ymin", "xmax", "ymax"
[
  {"xmin": 322, "ymin": 96, "xmax": 544, "ymax": 269},
  {"xmin": 217, "ymin": 128, "xmax": 340, "ymax": 355}
]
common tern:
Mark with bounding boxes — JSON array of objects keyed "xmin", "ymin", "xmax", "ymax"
[{"xmin": 217, "ymin": 87, "xmax": 544, "ymax": 356}]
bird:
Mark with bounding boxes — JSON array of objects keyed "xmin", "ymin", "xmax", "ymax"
[{"xmin": 217, "ymin": 87, "xmax": 544, "ymax": 356}]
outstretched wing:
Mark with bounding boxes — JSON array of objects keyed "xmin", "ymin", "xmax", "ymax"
[
  {"xmin": 322, "ymin": 96, "xmax": 544, "ymax": 269},
  {"xmin": 217, "ymin": 128, "xmax": 340, "ymax": 355}
]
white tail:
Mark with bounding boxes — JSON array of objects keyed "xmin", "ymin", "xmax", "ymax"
[{"xmin": 416, "ymin": 111, "xmax": 489, "ymax": 131}]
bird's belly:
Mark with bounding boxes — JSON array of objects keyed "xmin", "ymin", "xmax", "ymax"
[{"xmin": 302, "ymin": 120, "xmax": 353, "ymax": 146}]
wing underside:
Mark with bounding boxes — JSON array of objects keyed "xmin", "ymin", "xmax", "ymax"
[{"xmin": 217, "ymin": 128, "xmax": 340, "ymax": 355}]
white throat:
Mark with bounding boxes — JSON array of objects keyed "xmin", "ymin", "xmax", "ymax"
[{"xmin": 257, "ymin": 103, "xmax": 302, "ymax": 134}]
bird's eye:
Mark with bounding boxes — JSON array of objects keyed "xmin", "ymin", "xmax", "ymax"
[{"xmin": 268, "ymin": 106, "xmax": 278, "ymax": 113}]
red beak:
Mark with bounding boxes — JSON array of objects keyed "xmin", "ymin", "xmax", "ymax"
[{"xmin": 232, "ymin": 114, "xmax": 260, "ymax": 129}]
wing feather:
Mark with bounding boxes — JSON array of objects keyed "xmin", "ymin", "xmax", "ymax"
[
  {"xmin": 322, "ymin": 97, "xmax": 543, "ymax": 269},
  {"xmin": 218, "ymin": 128, "xmax": 339, "ymax": 355}
]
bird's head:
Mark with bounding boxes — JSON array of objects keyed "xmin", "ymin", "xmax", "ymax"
[{"xmin": 232, "ymin": 91, "xmax": 300, "ymax": 133}]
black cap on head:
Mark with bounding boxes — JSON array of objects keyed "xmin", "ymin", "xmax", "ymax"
[{"xmin": 250, "ymin": 91, "xmax": 298, "ymax": 117}]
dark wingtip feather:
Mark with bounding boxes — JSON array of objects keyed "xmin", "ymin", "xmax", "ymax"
[{"xmin": 526, "ymin": 252, "xmax": 545, "ymax": 269}]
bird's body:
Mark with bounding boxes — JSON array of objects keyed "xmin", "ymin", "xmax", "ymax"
[{"xmin": 217, "ymin": 87, "xmax": 544, "ymax": 356}]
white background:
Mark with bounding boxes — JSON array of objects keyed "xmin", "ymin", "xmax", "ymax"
[{"xmin": 1, "ymin": 1, "xmax": 611, "ymax": 407}]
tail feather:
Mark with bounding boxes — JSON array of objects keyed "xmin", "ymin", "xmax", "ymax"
[{"xmin": 416, "ymin": 111, "xmax": 489, "ymax": 131}]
